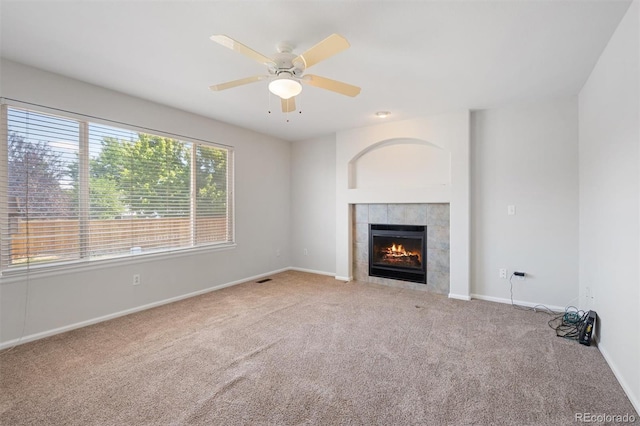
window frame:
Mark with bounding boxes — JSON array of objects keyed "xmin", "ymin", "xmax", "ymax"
[{"xmin": 0, "ymin": 100, "xmax": 236, "ymax": 277}]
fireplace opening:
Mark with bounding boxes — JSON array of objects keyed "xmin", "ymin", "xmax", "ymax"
[{"xmin": 369, "ymin": 224, "xmax": 427, "ymax": 284}]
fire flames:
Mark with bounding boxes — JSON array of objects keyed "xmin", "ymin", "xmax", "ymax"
[{"xmin": 384, "ymin": 243, "xmax": 420, "ymax": 262}]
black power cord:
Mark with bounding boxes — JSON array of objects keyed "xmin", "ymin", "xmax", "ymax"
[
  {"xmin": 507, "ymin": 272, "xmax": 590, "ymax": 342},
  {"xmin": 509, "ymin": 273, "xmax": 557, "ymax": 315},
  {"xmin": 547, "ymin": 306, "xmax": 589, "ymax": 340}
]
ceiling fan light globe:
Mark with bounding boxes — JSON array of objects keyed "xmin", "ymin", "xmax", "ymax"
[{"xmin": 269, "ymin": 78, "xmax": 302, "ymax": 100}]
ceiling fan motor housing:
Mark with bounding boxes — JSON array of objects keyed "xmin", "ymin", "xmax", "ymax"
[{"xmin": 270, "ymin": 49, "xmax": 304, "ymax": 76}]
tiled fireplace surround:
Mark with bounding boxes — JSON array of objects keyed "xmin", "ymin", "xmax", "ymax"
[
  {"xmin": 336, "ymin": 111, "xmax": 469, "ymax": 299},
  {"xmin": 353, "ymin": 203, "xmax": 450, "ymax": 294}
]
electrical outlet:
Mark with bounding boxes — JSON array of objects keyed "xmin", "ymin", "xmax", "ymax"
[
  {"xmin": 275, "ymin": 249, "xmax": 281, "ymax": 257},
  {"xmin": 499, "ymin": 268, "xmax": 507, "ymax": 279},
  {"xmin": 132, "ymin": 274, "xmax": 141, "ymax": 286},
  {"xmin": 303, "ymin": 248, "xmax": 308, "ymax": 256},
  {"xmin": 585, "ymin": 287, "xmax": 594, "ymax": 305}
]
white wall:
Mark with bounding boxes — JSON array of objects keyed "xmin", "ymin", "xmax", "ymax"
[
  {"xmin": 578, "ymin": 0, "xmax": 639, "ymax": 412},
  {"xmin": 0, "ymin": 60, "xmax": 292, "ymax": 347},
  {"xmin": 351, "ymin": 141, "xmax": 451, "ymax": 189},
  {"xmin": 290, "ymin": 134, "xmax": 336, "ymax": 275},
  {"xmin": 470, "ymin": 97, "xmax": 579, "ymax": 310}
]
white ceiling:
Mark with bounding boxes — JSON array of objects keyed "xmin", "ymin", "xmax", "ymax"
[{"xmin": 0, "ymin": 1, "xmax": 631, "ymax": 142}]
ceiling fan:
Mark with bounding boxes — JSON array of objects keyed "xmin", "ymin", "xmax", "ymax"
[{"xmin": 209, "ymin": 34, "xmax": 361, "ymax": 113}]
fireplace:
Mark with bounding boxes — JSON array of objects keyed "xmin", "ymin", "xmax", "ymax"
[{"xmin": 369, "ymin": 224, "xmax": 427, "ymax": 284}]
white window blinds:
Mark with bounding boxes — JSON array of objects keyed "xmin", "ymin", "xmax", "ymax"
[{"xmin": 0, "ymin": 104, "xmax": 234, "ymax": 273}]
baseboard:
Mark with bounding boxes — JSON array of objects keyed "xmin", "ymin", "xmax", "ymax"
[
  {"xmin": 597, "ymin": 341, "xmax": 640, "ymax": 415},
  {"xmin": 470, "ymin": 293, "xmax": 565, "ymax": 313},
  {"xmin": 448, "ymin": 293, "xmax": 471, "ymax": 301},
  {"xmin": 0, "ymin": 267, "xmax": 289, "ymax": 350},
  {"xmin": 335, "ymin": 275, "xmax": 353, "ymax": 282},
  {"xmin": 288, "ymin": 267, "xmax": 335, "ymax": 277}
]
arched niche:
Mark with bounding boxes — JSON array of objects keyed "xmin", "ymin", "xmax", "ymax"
[{"xmin": 347, "ymin": 138, "xmax": 451, "ymax": 190}]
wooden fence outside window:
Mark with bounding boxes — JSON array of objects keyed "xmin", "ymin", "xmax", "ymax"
[{"xmin": 7, "ymin": 217, "xmax": 228, "ymax": 265}]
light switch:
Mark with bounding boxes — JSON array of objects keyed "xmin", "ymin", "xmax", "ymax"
[{"xmin": 507, "ymin": 205, "xmax": 516, "ymax": 216}]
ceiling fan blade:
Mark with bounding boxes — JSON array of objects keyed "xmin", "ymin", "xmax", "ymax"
[
  {"xmin": 281, "ymin": 97, "xmax": 296, "ymax": 113},
  {"xmin": 210, "ymin": 35, "xmax": 275, "ymax": 66},
  {"xmin": 293, "ymin": 34, "xmax": 350, "ymax": 70},
  {"xmin": 302, "ymin": 74, "xmax": 361, "ymax": 97},
  {"xmin": 209, "ymin": 75, "xmax": 267, "ymax": 91}
]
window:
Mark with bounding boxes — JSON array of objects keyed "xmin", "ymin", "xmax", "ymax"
[{"xmin": 0, "ymin": 104, "xmax": 234, "ymax": 273}]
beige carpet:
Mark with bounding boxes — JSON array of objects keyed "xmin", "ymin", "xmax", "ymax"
[{"xmin": 0, "ymin": 270, "xmax": 636, "ymax": 425}]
